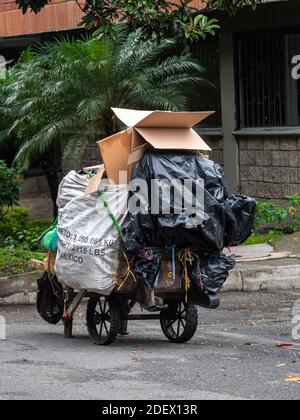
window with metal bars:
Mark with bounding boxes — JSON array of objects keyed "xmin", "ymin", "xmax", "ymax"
[
  {"xmin": 191, "ymin": 38, "xmax": 222, "ymax": 128},
  {"xmin": 237, "ymin": 30, "xmax": 300, "ymax": 128}
]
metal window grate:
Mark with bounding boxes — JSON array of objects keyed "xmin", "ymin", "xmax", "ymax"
[
  {"xmin": 237, "ymin": 30, "xmax": 300, "ymax": 128},
  {"xmin": 191, "ymin": 38, "xmax": 222, "ymax": 128}
]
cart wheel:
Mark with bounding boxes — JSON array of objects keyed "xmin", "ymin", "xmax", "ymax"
[
  {"xmin": 86, "ymin": 295, "xmax": 120, "ymax": 345},
  {"xmin": 160, "ymin": 301, "xmax": 198, "ymax": 344}
]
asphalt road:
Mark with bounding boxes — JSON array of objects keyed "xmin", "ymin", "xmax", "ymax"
[{"xmin": 0, "ymin": 291, "xmax": 300, "ymax": 400}]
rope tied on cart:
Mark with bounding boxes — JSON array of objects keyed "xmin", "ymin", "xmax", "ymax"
[
  {"xmin": 92, "ymin": 180, "xmax": 139, "ymax": 291},
  {"xmin": 87, "ymin": 171, "xmax": 125, "ymax": 241},
  {"xmin": 116, "ymin": 251, "xmax": 137, "ymax": 291},
  {"xmin": 178, "ymin": 248, "xmax": 198, "ymax": 303},
  {"xmin": 46, "ymin": 270, "xmax": 64, "ymax": 302}
]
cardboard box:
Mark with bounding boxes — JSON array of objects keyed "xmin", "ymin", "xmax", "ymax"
[
  {"xmin": 117, "ymin": 259, "xmax": 183, "ymax": 294},
  {"xmin": 84, "ymin": 165, "xmax": 105, "ymax": 197},
  {"xmin": 97, "ymin": 108, "xmax": 214, "ymax": 184}
]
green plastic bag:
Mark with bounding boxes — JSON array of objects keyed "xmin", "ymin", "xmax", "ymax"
[{"xmin": 40, "ymin": 221, "xmax": 58, "ymax": 252}]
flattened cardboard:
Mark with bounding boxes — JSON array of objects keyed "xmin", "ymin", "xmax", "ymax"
[
  {"xmin": 111, "ymin": 108, "xmax": 153, "ymax": 128},
  {"xmin": 97, "ymin": 129, "xmax": 132, "ymax": 183},
  {"xmin": 97, "ymin": 108, "xmax": 214, "ymax": 182},
  {"xmin": 112, "ymin": 107, "xmax": 214, "ymax": 129},
  {"xmin": 135, "ymin": 128, "xmax": 211, "ymax": 151},
  {"xmin": 83, "ymin": 164, "xmax": 103, "ymax": 174},
  {"xmin": 117, "ymin": 259, "xmax": 183, "ymax": 293},
  {"xmin": 84, "ymin": 165, "xmax": 105, "ymax": 196}
]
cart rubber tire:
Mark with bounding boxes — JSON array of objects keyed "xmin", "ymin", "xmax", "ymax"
[
  {"xmin": 86, "ymin": 295, "xmax": 120, "ymax": 346},
  {"xmin": 160, "ymin": 301, "xmax": 198, "ymax": 344}
]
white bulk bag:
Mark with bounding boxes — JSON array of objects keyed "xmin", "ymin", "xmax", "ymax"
[
  {"xmin": 55, "ymin": 179, "xmax": 128, "ymax": 294},
  {"xmin": 56, "ymin": 171, "xmax": 88, "ymax": 211}
]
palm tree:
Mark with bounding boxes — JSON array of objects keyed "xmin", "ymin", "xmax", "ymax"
[
  {"xmin": 0, "ymin": 56, "xmax": 61, "ymax": 216},
  {"xmin": 1, "ymin": 29, "xmax": 209, "ymax": 214}
]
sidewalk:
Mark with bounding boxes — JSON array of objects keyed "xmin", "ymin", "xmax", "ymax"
[
  {"xmin": 225, "ymin": 257, "xmax": 300, "ymax": 292},
  {"xmin": 1, "ymin": 242, "xmax": 300, "ymax": 305},
  {"xmin": 224, "ymin": 242, "xmax": 300, "ymax": 292}
]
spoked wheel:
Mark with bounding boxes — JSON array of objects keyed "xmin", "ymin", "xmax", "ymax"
[
  {"xmin": 160, "ymin": 300, "xmax": 198, "ymax": 343},
  {"xmin": 86, "ymin": 295, "xmax": 120, "ymax": 345}
]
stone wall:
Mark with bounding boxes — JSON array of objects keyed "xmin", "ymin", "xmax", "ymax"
[
  {"xmin": 238, "ymin": 136, "xmax": 300, "ymax": 201},
  {"xmin": 23, "ymin": 135, "xmax": 300, "ymax": 208},
  {"xmin": 82, "ymin": 136, "xmax": 225, "ymax": 169},
  {"xmin": 204, "ymin": 136, "xmax": 224, "ymax": 166}
]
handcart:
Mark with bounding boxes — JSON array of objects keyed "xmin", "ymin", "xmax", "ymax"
[{"xmin": 61, "ymin": 248, "xmax": 220, "ymax": 346}]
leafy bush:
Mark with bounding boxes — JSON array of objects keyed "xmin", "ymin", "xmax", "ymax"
[
  {"xmin": 255, "ymin": 195, "xmax": 300, "ymax": 234},
  {"xmin": 16, "ymin": 0, "xmax": 262, "ymax": 41},
  {"xmin": 255, "ymin": 201, "xmax": 288, "ymax": 231},
  {"xmin": 0, "ymin": 207, "xmax": 29, "ymax": 238},
  {"xmin": 0, "ymin": 207, "xmax": 51, "ymax": 251},
  {"xmin": 0, "ymin": 247, "xmax": 45, "ymax": 277},
  {"xmin": 285, "ymin": 195, "xmax": 300, "ymax": 234},
  {"xmin": 0, "ymin": 160, "xmax": 21, "ymax": 219}
]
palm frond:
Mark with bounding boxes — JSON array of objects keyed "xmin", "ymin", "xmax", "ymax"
[{"xmin": 2, "ymin": 30, "xmax": 210, "ymax": 171}]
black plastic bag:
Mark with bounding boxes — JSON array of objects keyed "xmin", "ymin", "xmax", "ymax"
[
  {"xmin": 134, "ymin": 249, "xmax": 162, "ymax": 289},
  {"xmin": 188, "ymin": 258, "xmax": 205, "ymax": 292},
  {"xmin": 36, "ymin": 272, "xmax": 64, "ymax": 325},
  {"xmin": 223, "ymin": 195, "xmax": 256, "ymax": 246},
  {"xmin": 122, "ymin": 214, "xmax": 147, "ymax": 252},
  {"xmin": 199, "ymin": 254, "xmax": 236, "ymax": 294},
  {"xmin": 124, "ymin": 152, "xmax": 228, "ymax": 252}
]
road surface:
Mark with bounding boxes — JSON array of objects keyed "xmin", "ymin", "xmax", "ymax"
[{"xmin": 0, "ymin": 290, "xmax": 300, "ymax": 400}]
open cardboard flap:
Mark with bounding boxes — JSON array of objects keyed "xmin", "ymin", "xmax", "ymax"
[
  {"xmin": 97, "ymin": 129, "xmax": 133, "ymax": 184},
  {"xmin": 135, "ymin": 128, "xmax": 211, "ymax": 151},
  {"xmin": 112, "ymin": 108, "xmax": 214, "ymax": 129},
  {"xmin": 84, "ymin": 165, "xmax": 105, "ymax": 196},
  {"xmin": 97, "ymin": 108, "xmax": 214, "ymax": 183}
]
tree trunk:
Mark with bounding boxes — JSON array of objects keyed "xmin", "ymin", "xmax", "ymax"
[{"xmin": 40, "ymin": 152, "xmax": 59, "ymax": 219}]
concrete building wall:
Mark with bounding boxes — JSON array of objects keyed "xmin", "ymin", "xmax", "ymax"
[
  {"xmin": 200, "ymin": 134, "xmax": 300, "ymax": 201},
  {"xmin": 239, "ymin": 136, "xmax": 300, "ymax": 201},
  {"xmin": 204, "ymin": 136, "xmax": 224, "ymax": 166},
  {"xmin": 0, "ymin": 0, "xmax": 84, "ymax": 37},
  {"xmin": 0, "ymin": 0, "xmax": 205, "ymax": 38}
]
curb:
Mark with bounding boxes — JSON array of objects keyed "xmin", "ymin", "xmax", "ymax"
[
  {"xmin": 0, "ymin": 271, "xmax": 42, "ymax": 305},
  {"xmin": 224, "ymin": 264, "xmax": 300, "ymax": 292},
  {"xmin": 1, "ymin": 264, "xmax": 300, "ymax": 305}
]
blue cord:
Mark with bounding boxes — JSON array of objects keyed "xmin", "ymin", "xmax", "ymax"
[{"xmin": 172, "ymin": 245, "xmax": 176, "ymax": 282}]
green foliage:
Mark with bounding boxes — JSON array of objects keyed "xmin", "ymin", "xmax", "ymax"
[
  {"xmin": 15, "ymin": 0, "xmax": 262, "ymax": 42},
  {"xmin": 255, "ymin": 201, "xmax": 288, "ymax": 230},
  {"xmin": 245, "ymin": 230, "xmax": 283, "ymax": 246},
  {"xmin": 255, "ymin": 196, "xmax": 300, "ymax": 234},
  {"xmin": 0, "ymin": 160, "xmax": 21, "ymax": 219},
  {"xmin": 0, "ymin": 207, "xmax": 29, "ymax": 238},
  {"xmin": 0, "ymin": 207, "xmax": 51, "ymax": 251},
  {"xmin": 287, "ymin": 194, "xmax": 300, "ymax": 207},
  {"xmin": 0, "ymin": 247, "xmax": 45, "ymax": 277},
  {"xmin": 1, "ymin": 31, "xmax": 209, "ymax": 172},
  {"xmin": 184, "ymin": 16, "xmax": 219, "ymax": 40},
  {"xmin": 4, "ymin": 226, "xmax": 45, "ymax": 251},
  {"xmin": 206, "ymin": 0, "xmax": 262, "ymax": 15},
  {"xmin": 285, "ymin": 195, "xmax": 300, "ymax": 234},
  {"xmin": 83, "ymin": 0, "xmax": 221, "ymax": 41}
]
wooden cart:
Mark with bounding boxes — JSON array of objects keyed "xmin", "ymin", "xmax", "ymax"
[{"xmin": 61, "ymin": 249, "xmax": 220, "ymax": 346}]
